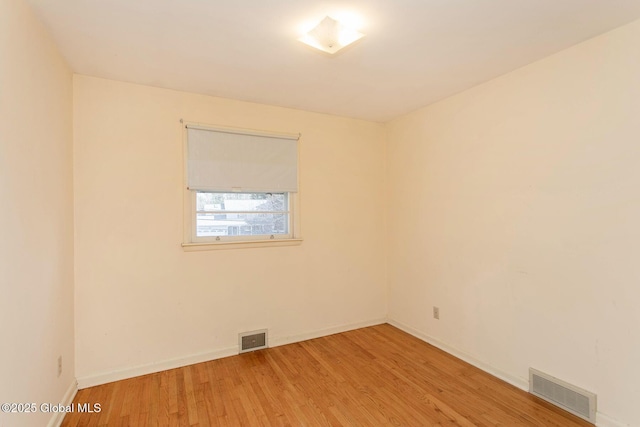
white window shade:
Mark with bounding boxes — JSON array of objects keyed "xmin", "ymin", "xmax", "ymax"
[{"xmin": 186, "ymin": 126, "xmax": 299, "ymax": 193}]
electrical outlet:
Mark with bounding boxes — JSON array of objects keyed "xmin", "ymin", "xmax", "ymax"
[
  {"xmin": 57, "ymin": 356, "xmax": 62, "ymax": 377},
  {"xmin": 433, "ymin": 306, "xmax": 440, "ymax": 320}
]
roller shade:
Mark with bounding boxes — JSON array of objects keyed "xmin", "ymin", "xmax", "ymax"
[{"xmin": 186, "ymin": 126, "xmax": 299, "ymax": 193}]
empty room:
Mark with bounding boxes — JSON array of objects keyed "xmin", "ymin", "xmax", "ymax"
[{"xmin": 2, "ymin": 0, "xmax": 640, "ymax": 426}]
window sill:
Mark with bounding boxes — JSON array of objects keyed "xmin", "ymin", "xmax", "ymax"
[{"xmin": 181, "ymin": 238, "xmax": 303, "ymax": 251}]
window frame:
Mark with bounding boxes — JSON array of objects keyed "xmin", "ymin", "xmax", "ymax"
[{"xmin": 181, "ymin": 121, "xmax": 302, "ymax": 250}]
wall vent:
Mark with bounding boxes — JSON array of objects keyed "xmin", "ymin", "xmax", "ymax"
[
  {"xmin": 529, "ymin": 368, "xmax": 596, "ymax": 423},
  {"xmin": 238, "ymin": 329, "xmax": 268, "ymax": 353}
]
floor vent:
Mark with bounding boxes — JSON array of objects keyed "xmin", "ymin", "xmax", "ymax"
[
  {"xmin": 239, "ymin": 329, "xmax": 268, "ymax": 353},
  {"xmin": 529, "ymin": 368, "xmax": 596, "ymax": 423}
]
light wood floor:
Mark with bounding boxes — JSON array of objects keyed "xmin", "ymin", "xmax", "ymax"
[{"xmin": 62, "ymin": 324, "xmax": 592, "ymax": 426}]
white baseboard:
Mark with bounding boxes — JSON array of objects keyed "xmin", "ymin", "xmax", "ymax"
[
  {"xmin": 596, "ymin": 412, "xmax": 629, "ymax": 427},
  {"xmin": 387, "ymin": 318, "xmax": 529, "ymax": 391},
  {"xmin": 46, "ymin": 380, "xmax": 78, "ymax": 427},
  {"xmin": 269, "ymin": 318, "xmax": 387, "ymax": 348},
  {"xmin": 77, "ymin": 317, "xmax": 387, "ymax": 389},
  {"xmin": 77, "ymin": 346, "xmax": 237, "ymax": 389}
]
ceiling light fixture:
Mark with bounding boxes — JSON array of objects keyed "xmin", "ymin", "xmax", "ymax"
[{"xmin": 299, "ymin": 15, "xmax": 365, "ymax": 55}]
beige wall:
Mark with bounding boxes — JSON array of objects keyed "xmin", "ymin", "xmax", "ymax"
[
  {"xmin": 0, "ymin": 0, "xmax": 75, "ymax": 426},
  {"xmin": 386, "ymin": 19, "xmax": 640, "ymax": 426},
  {"xmin": 73, "ymin": 76, "xmax": 387, "ymax": 385}
]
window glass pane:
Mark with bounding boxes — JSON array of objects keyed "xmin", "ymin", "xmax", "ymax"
[
  {"xmin": 196, "ymin": 213, "xmax": 289, "ymax": 237},
  {"xmin": 196, "ymin": 192, "xmax": 287, "ymax": 212},
  {"xmin": 195, "ymin": 192, "xmax": 289, "ymax": 238}
]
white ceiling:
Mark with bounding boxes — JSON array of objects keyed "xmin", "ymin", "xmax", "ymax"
[{"xmin": 26, "ymin": 0, "xmax": 640, "ymax": 122}]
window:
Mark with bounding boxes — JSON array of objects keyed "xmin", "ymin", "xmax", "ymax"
[{"xmin": 182, "ymin": 122, "xmax": 301, "ymax": 247}]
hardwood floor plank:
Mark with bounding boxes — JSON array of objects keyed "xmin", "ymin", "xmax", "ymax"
[
  {"xmin": 62, "ymin": 324, "xmax": 593, "ymax": 426},
  {"xmin": 182, "ymin": 365, "xmax": 200, "ymax": 425}
]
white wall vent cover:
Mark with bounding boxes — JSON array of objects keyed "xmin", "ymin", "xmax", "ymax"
[
  {"xmin": 529, "ymin": 368, "xmax": 596, "ymax": 423},
  {"xmin": 239, "ymin": 329, "xmax": 268, "ymax": 353}
]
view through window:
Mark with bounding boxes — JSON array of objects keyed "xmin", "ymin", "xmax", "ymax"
[{"xmin": 195, "ymin": 192, "xmax": 290, "ymax": 238}]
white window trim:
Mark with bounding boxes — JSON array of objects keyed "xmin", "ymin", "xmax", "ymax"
[{"xmin": 181, "ymin": 120, "xmax": 302, "ymax": 250}]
